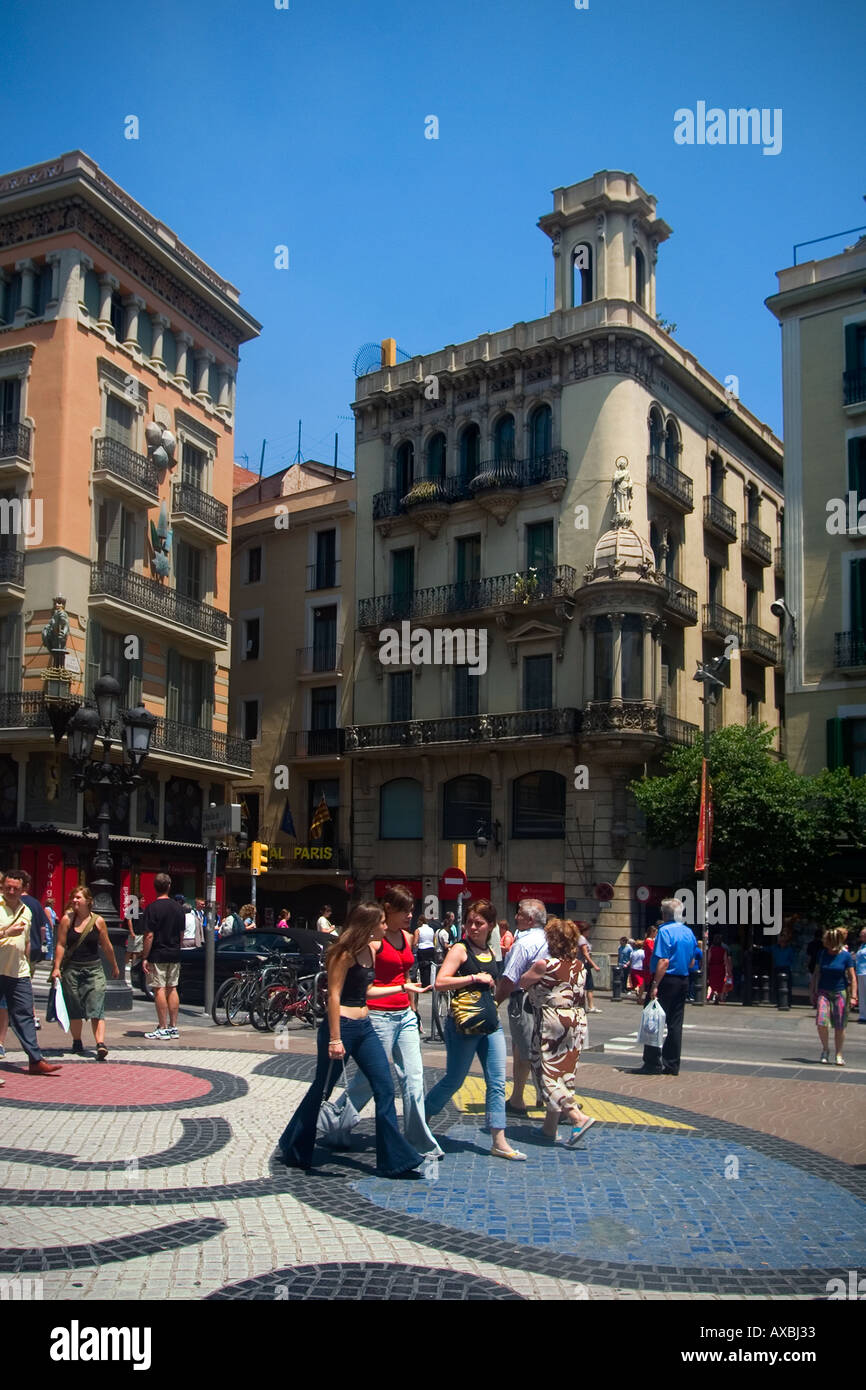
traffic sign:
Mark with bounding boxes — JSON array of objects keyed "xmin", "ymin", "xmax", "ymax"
[
  {"xmin": 594, "ymin": 882, "xmax": 614, "ymax": 902},
  {"xmin": 442, "ymin": 867, "xmax": 467, "ymax": 890},
  {"xmin": 636, "ymin": 885, "xmax": 650, "ymax": 903},
  {"xmin": 202, "ymin": 804, "xmax": 242, "ymax": 839}
]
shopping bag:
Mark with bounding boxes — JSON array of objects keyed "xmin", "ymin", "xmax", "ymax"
[
  {"xmin": 48, "ymin": 978, "xmax": 70, "ymax": 1032},
  {"xmin": 636, "ymin": 997, "xmax": 666, "ymax": 1047}
]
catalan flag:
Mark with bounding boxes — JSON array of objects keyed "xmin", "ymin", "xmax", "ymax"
[{"xmin": 309, "ymin": 795, "xmax": 331, "ymax": 840}]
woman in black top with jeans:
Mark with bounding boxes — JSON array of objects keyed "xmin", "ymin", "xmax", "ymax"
[{"xmin": 278, "ymin": 901, "xmax": 425, "ymax": 1177}]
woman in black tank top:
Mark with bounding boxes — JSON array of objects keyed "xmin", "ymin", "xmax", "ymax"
[
  {"xmin": 278, "ymin": 902, "xmax": 425, "ymax": 1178},
  {"xmin": 52, "ymin": 885, "xmax": 119, "ymax": 1061}
]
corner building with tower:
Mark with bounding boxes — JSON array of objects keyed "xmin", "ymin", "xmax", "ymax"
[{"xmin": 348, "ymin": 171, "xmax": 784, "ymax": 945}]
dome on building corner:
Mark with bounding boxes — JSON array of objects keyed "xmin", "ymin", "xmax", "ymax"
[{"xmin": 586, "ymin": 523, "xmax": 657, "ymax": 583}]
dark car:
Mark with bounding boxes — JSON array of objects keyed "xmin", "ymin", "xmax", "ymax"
[{"xmin": 178, "ymin": 928, "xmax": 327, "ymax": 1007}]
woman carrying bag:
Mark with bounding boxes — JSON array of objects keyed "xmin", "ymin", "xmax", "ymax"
[
  {"xmin": 425, "ymin": 899, "xmax": 525, "ymax": 1161},
  {"xmin": 52, "ymin": 886, "xmax": 119, "ymax": 1061}
]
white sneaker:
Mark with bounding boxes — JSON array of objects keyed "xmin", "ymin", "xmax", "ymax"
[
  {"xmin": 835, "ymin": 1055, "xmax": 845, "ymax": 1066},
  {"xmin": 166, "ymin": 1027, "xmax": 179, "ymax": 1038},
  {"xmin": 145, "ymin": 1028, "xmax": 169, "ymax": 1039},
  {"xmin": 819, "ymin": 1051, "xmax": 829, "ymax": 1064}
]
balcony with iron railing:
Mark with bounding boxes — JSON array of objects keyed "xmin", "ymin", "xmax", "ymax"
[
  {"xmin": 774, "ymin": 546, "xmax": 785, "ymax": 578},
  {"xmin": 742, "ymin": 623, "xmax": 780, "ymax": 664},
  {"xmin": 358, "ymin": 565, "xmax": 577, "ymax": 629},
  {"xmin": 286, "ymin": 728, "xmax": 346, "ymax": 758},
  {"xmin": 834, "ymin": 631, "xmax": 866, "ymax": 669},
  {"xmin": 741, "ymin": 522, "xmax": 772, "ymax": 566},
  {"xmin": 657, "ymin": 572, "xmax": 698, "ymax": 624},
  {"xmin": 843, "ymin": 368, "xmax": 866, "ymax": 407},
  {"xmin": 296, "ymin": 643, "xmax": 344, "ymax": 675},
  {"xmin": 90, "ymin": 562, "xmax": 228, "ymax": 644},
  {"xmin": 171, "ymin": 481, "xmax": 229, "ymax": 539},
  {"xmin": 345, "ymin": 707, "xmax": 581, "ymax": 751},
  {"xmin": 703, "ymin": 494, "xmax": 738, "ymax": 541},
  {"xmin": 372, "ymin": 450, "xmax": 568, "ymax": 520},
  {"xmin": 92, "ymin": 437, "xmax": 158, "ymax": 500},
  {"xmin": 702, "ymin": 602, "xmax": 743, "ymax": 641},
  {"xmin": 0, "ymin": 550, "xmax": 25, "ymax": 588},
  {"xmin": 0, "ymin": 692, "xmax": 251, "ymax": 770},
  {"xmin": 659, "ymin": 713, "xmax": 700, "ymax": 746},
  {"xmin": 0, "ymin": 422, "xmax": 33, "ymax": 480},
  {"xmin": 306, "ymin": 560, "xmax": 341, "ymax": 590},
  {"xmin": 647, "ymin": 453, "xmax": 694, "ymax": 511}
]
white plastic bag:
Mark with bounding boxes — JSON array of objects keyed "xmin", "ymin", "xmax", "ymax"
[
  {"xmin": 637, "ymin": 997, "xmax": 666, "ymax": 1047},
  {"xmin": 53, "ymin": 977, "xmax": 70, "ymax": 1033}
]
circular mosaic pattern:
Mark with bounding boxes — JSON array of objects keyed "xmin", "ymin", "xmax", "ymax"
[
  {"xmin": 0, "ymin": 1059, "xmax": 247, "ymax": 1111},
  {"xmin": 207, "ymin": 1261, "xmax": 526, "ymax": 1300}
]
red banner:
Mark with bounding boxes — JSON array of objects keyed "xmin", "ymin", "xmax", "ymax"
[
  {"xmin": 695, "ymin": 759, "xmax": 713, "ymax": 873},
  {"xmin": 507, "ymin": 881, "xmax": 565, "ymax": 902},
  {"xmin": 36, "ymin": 845, "xmax": 64, "ymax": 905}
]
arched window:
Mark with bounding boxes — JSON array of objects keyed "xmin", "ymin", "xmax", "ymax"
[
  {"xmin": 459, "ymin": 423, "xmax": 481, "ymax": 481},
  {"xmin": 622, "ymin": 614, "xmax": 644, "ymax": 700},
  {"xmin": 664, "ymin": 419, "xmax": 681, "ymax": 466},
  {"xmin": 395, "ymin": 440, "xmax": 414, "ymax": 497},
  {"xmin": 442, "ymin": 774, "xmax": 491, "ymax": 840},
  {"xmin": 426, "ymin": 432, "xmax": 446, "ymax": 480},
  {"xmin": 528, "ymin": 403, "xmax": 552, "ymax": 460},
  {"xmin": 635, "ymin": 248, "xmax": 646, "ymax": 308},
  {"xmin": 573, "ymin": 244, "xmax": 592, "ymax": 306},
  {"xmin": 493, "ymin": 413, "xmax": 515, "ymax": 462},
  {"xmin": 380, "ymin": 778, "xmax": 423, "ymax": 839},
  {"xmin": 648, "ymin": 407, "xmax": 664, "ymax": 459},
  {"xmin": 512, "ymin": 771, "xmax": 565, "ymax": 839}
]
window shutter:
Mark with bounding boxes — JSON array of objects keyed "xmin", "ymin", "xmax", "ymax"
[
  {"xmin": 826, "ymin": 717, "xmax": 844, "ymax": 771},
  {"xmin": 659, "ymin": 663, "xmax": 669, "ymax": 712},
  {"xmin": 201, "ymin": 659, "xmax": 214, "ymax": 731},
  {"xmin": 166, "ymin": 648, "xmax": 180, "ymax": 724},
  {"xmin": 0, "ymin": 615, "xmax": 20, "ymax": 693},
  {"xmin": 86, "ymin": 620, "xmax": 102, "ymax": 699},
  {"xmin": 128, "ymin": 636, "xmax": 143, "ymax": 707},
  {"xmin": 848, "ymin": 438, "xmax": 866, "ymax": 504}
]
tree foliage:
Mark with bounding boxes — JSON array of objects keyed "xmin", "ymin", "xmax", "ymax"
[{"xmin": 630, "ymin": 724, "xmax": 866, "ymax": 923}]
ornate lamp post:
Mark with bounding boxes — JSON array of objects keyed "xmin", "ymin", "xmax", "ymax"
[{"xmin": 66, "ymin": 676, "xmax": 157, "ymax": 1012}]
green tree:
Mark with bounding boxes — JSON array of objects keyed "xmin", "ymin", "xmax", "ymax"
[{"xmin": 630, "ymin": 723, "xmax": 866, "ymax": 923}]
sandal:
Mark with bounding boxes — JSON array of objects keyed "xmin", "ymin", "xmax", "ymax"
[
  {"xmin": 96, "ymin": 1045, "xmax": 109, "ymax": 1063},
  {"xmin": 564, "ymin": 1116, "xmax": 597, "ymax": 1147},
  {"xmin": 490, "ymin": 1146, "xmax": 527, "ymax": 1161}
]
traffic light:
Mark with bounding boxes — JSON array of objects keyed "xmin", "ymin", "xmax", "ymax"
[{"xmin": 250, "ymin": 841, "xmax": 269, "ymax": 875}]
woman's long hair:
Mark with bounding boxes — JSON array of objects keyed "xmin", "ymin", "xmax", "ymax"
[
  {"xmin": 326, "ymin": 901, "xmax": 385, "ymax": 968},
  {"xmin": 65, "ymin": 885, "xmax": 94, "ymax": 919},
  {"xmin": 546, "ymin": 917, "xmax": 584, "ymax": 960}
]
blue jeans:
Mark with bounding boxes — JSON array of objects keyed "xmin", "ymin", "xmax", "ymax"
[
  {"xmin": 0, "ymin": 975, "xmax": 42, "ymax": 1063},
  {"xmin": 318, "ymin": 1006, "xmax": 442, "ymax": 1157},
  {"xmin": 279, "ymin": 1015, "xmax": 423, "ymax": 1175},
  {"xmin": 425, "ymin": 1017, "xmax": 507, "ymax": 1133}
]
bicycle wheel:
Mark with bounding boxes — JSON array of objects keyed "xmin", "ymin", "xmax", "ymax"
[
  {"xmin": 431, "ymin": 987, "xmax": 449, "ymax": 1042},
  {"xmin": 263, "ymin": 982, "xmax": 302, "ymax": 1031},
  {"xmin": 223, "ymin": 978, "xmax": 255, "ymax": 1026},
  {"xmin": 212, "ymin": 976, "xmax": 237, "ymax": 1025}
]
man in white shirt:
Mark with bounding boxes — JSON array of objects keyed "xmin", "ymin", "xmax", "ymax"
[
  {"xmin": 316, "ymin": 904, "xmax": 337, "ymax": 937},
  {"xmin": 0, "ymin": 869, "xmax": 61, "ymax": 1075},
  {"xmin": 494, "ymin": 898, "xmax": 547, "ymax": 1116}
]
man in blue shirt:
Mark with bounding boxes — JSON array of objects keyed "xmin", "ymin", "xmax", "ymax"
[{"xmin": 633, "ymin": 898, "xmax": 697, "ymax": 1077}]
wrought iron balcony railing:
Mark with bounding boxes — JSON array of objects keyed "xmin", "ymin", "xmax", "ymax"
[
  {"xmin": 741, "ymin": 522, "xmax": 772, "ymax": 565},
  {"xmin": 306, "ymin": 560, "xmax": 341, "ymax": 590},
  {"xmin": 358, "ymin": 565, "xmax": 577, "ymax": 628},
  {"xmin": 373, "ymin": 451, "xmax": 568, "ymax": 520},
  {"xmin": 171, "ymin": 481, "xmax": 229, "ymax": 537},
  {"xmin": 296, "ymin": 643, "xmax": 343, "ymax": 674},
  {"xmin": 657, "ymin": 572, "xmax": 698, "ymax": 623},
  {"xmin": 742, "ymin": 624, "xmax": 780, "ymax": 664},
  {"xmin": 93, "ymin": 437, "xmax": 158, "ymax": 498},
  {"xmin": 774, "ymin": 546, "xmax": 784, "ymax": 577},
  {"xmin": 286, "ymin": 728, "xmax": 346, "ymax": 757},
  {"xmin": 835, "ymin": 631, "xmax": 866, "ymax": 668},
  {"xmin": 0, "ymin": 692, "xmax": 251, "ymax": 769},
  {"xmin": 659, "ymin": 713, "xmax": 700, "ymax": 746},
  {"xmin": 583, "ymin": 701, "xmax": 661, "ymax": 736},
  {"xmin": 345, "ymin": 707, "xmax": 581, "ymax": 750},
  {"xmin": 0, "ymin": 422, "xmax": 32, "ymax": 462},
  {"xmin": 843, "ymin": 368, "xmax": 866, "ymax": 406},
  {"xmin": 647, "ymin": 453, "xmax": 694, "ymax": 510},
  {"xmin": 702, "ymin": 602, "xmax": 743, "ymax": 641},
  {"xmin": 703, "ymin": 494, "xmax": 737, "ymax": 540},
  {"xmin": 0, "ymin": 550, "xmax": 24, "ymax": 585},
  {"xmin": 90, "ymin": 562, "xmax": 228, "ymax": 642}
]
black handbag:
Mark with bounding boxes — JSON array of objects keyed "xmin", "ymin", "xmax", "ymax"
[{"xmin": 450, "ymin": 942, "xmax": 500, "ymax": 1036}]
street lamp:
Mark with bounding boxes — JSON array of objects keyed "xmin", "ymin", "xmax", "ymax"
[
  {"xmin": 691, "ymin": 652, "xmax": 730, "ymax": 1007},
  {"xmin": 66, "ymin": 678, "xmax": 157, "ymax": 1012},
  {"xmin": 473, "ymin": 820, "xmax": 501, "ymax": 855}
]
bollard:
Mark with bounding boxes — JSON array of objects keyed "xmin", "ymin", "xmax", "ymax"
[
  {"xmin": 775, "ymin": 967, "xmax": 791, "ymax": 1011},
  {"xmin": 759, "ymin": 972, "xmax": 771, "ymax": 1005},
  {"xmin": 611, "ymin": 965, "xmax": 623, "ymax": 1001}
]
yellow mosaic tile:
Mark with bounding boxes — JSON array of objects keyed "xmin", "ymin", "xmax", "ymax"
[{"xmin": 452, "ymin": 1077, "xmax": 694, "ymax": 1130}]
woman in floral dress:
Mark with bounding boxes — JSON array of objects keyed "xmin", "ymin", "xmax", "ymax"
[{"xmin": 521, "ymin": 917, "xmax": 596, "ymax": 1147}]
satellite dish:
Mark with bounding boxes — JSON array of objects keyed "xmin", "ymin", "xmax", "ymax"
[{"xmin": 352, "ymin": 341, "xmax": 414, "ymax": 378}]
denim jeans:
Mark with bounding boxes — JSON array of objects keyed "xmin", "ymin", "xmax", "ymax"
[
  {"xmin": 317, "ymin": 1006, "xmax": 442, "ymax": 1157},
  {"xmin": 0, "ymin": 975, "xmax": 42, "ymax": 1063},
  {"xmin": 425, "ymin": 1017, "xmax": 507, "ymax": 1133},
  {"xmin": 279, "ymin": 1015, "xmax": 423, "ymax": 1175}
]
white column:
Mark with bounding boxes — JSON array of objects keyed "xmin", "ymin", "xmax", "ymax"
[
  {"xmin": 45, "ymin": 251, "xmax": 63, "ymax": 312},
  {"xmin": 175, "ymin": 332, "xmax": 193, "ymax": 387},
  {"xmin": 77, "ymin": 254, "xmax": 94, "ymax": 314},
  {"xmin": 193, "ymin": 349, "xmax": 215, "ymax": 402},
  {"xmin": 97, "ymin": 273, "xmax": 119, "ymax": 332},
  {"xmin": 583, "ymin": 616, "xmax": 595, "ymax": 704},
  {"xmin": 150, "ymin": 313, "xmax": 169, "ymax": 369},
  {"xmin": 642, "ymin": 614, "xmax": 655, "ymax": 702},
  {"xmin": 123, "ymin": 295, "xmax": 145, "ymax": 350},
  {"xmin": 216, "ymin": 365, "xmax": 234, "ymax": 417},
  {"xmin": 610, "ymin": 612, "xmax": 624, "ymax": 703},
  {"xmin": 14, "ymin": 259, "xmax": 38, "ymax": 324}
]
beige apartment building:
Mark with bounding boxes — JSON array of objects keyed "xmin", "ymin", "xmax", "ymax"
[
  {"xmin": 348, "ymin": 171, "xmax": 784, "ymax": 943},
  {"xmin": 0, "ymin": 150, "xmax": 259, "ymax": 909},
  {"xmin": 767, "ymin": 232, "xmax": 866, "ymax": 778},
  {"xmin": 229, "ymin": 461, "xmax": 356, "ymax": 928}
]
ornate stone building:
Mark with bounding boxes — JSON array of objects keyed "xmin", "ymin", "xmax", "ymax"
[
  {"xmin": 0, "ymin": 151, "xmax": 260, "ymax": 908},
  {"xmin": 346, "ymin": 171, "xmax": 784, "ymax": 945}
]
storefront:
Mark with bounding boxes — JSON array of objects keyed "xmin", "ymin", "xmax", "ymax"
[{"xmin": 507, "ymin": 881, "xmax": 565, "ymax": 918}]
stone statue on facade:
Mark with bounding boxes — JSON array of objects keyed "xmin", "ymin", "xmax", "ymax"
[
  {"xmin": 612, "ymin": 455, "xmax": 633, "ymax": 527},
  {"xmin": 41, "ymin": 596, "xmax": 70, "ymax": 654}
]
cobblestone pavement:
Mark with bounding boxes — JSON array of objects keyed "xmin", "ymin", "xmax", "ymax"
[{"xmin": 1, "ymin": 1003, "xmax": 864, "ymax": 1302}]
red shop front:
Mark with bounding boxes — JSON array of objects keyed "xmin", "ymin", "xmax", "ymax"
[{"xmin": 507, "ymin": 881, "xmax": 565, "ymax": 916}]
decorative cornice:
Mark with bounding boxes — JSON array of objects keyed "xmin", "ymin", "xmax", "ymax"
[
  {"xmin": 175, "ymin": 408, "xmax": 219, "ymax": 450},
  {"xmin": 0, "ymin": 341, "xmax": 35, "ymax": 373}
]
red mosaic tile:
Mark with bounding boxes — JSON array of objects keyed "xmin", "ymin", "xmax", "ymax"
[{"xmin": 0, "ymin": 1062, "xmax": 212, "ymax": 1106}]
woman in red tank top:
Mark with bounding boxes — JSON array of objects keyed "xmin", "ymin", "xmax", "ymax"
[{"xmin": 317, "ymin": 884, "xmax": 442, "ymax": 1160}]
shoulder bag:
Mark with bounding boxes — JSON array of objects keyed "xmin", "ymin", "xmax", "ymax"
[{"xmin": 450, "ymin": 942, "xmax": 500, "ymax": 1036}]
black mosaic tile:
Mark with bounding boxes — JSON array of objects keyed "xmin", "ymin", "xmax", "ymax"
[
  {"xmin": 0, "ymin": 1218, "xmax": 226, "ymax": 1273},
  {"xmin": 0, "ymin": 1117, "xmax": 232, "ymax": 1171},
  {"xmin": 0, "ymin": 1061, "xmax": 247, "ymax": 1111},
  {"xmin": 207, "ymin": 1261, "xmax": 526, "ymax": 1301}
]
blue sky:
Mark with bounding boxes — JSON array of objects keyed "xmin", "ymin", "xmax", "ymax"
[{"xmin": 3, "ymin": 0, "xmax": 864, "ymax": 472}]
